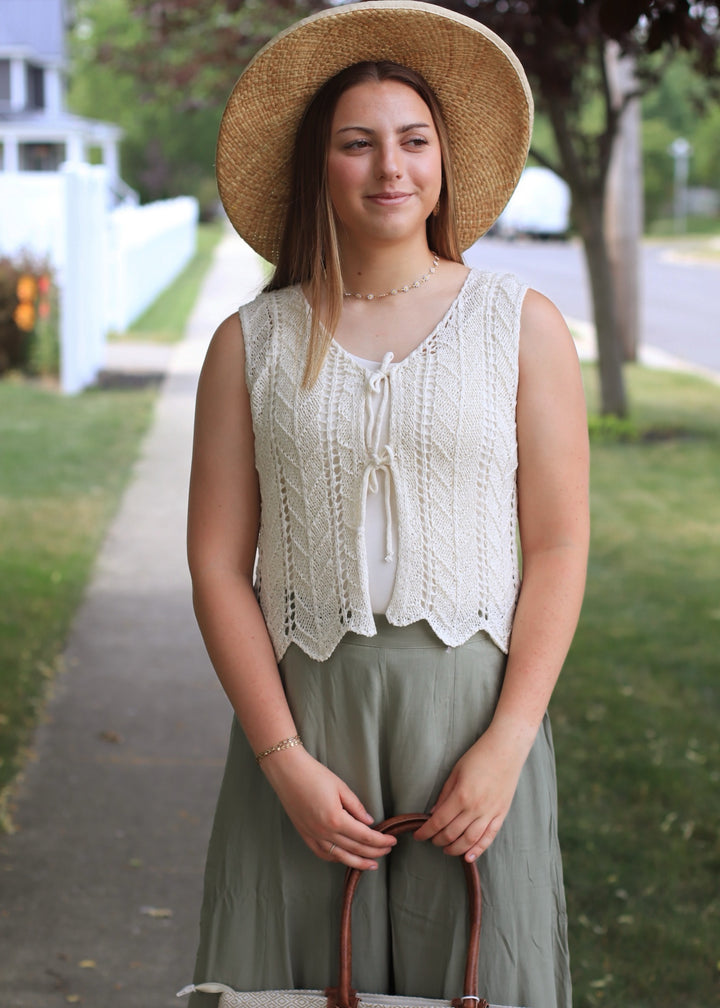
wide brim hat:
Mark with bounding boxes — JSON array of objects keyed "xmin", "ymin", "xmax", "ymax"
[{"xmin": 216, "ymin": 0, "xmax": 533, "ymax": 262}]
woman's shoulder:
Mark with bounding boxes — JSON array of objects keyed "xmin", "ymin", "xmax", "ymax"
[
  {"xmin": 464, "ymin": 265, "xmax": 526, "ymax": 297},
  {"xmin": 241, "ymin": 283, "xmax": 304, "ymax": 313},
  {"xmin": 457, "ymin": 267, "xmax": 528, "ymax": 330},
  {"xmin": 238, "ymin": 284, "xmax": 309, "ymax": 385},
  {"xmin": 239, "ymin": 284, "xmax": 307, "ymax": 337},
  {"xmin": 519, "ymin": 288, "xmax": 576, "ymax": 365}
]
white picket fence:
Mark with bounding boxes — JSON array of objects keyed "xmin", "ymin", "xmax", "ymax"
[{"xmin": 0, "ymin": 163, "xmax": 198, "ymax": 392}]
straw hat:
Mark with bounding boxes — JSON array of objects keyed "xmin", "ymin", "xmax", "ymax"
[{"xmin": 216, "ymin": 0, "xmax": 533, "ymax": 262}]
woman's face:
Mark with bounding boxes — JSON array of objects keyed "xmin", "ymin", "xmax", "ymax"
[{"xmin": 326, "ymin": 79, "xmax": 443, "ymax": 248}]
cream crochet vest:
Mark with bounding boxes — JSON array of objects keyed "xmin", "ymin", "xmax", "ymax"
[{"xmin": 241, "ymin": 268, "xmax": 526, "ymax": 662}]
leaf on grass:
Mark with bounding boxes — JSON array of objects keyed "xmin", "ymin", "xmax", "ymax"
[
  {"xmin": 589, "ymin": 974, "xmax": 614, "ymax": 990},
  {"xmin": 660, "ymin": 812, "xmax": 678, "ymax": 833},
  {"xmin": 78, "ymin": 960, "xmax": 96, "ymax": 969}
]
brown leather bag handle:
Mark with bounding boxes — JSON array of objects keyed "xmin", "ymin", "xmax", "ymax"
[{"xmin": 329, "ymin": 813, "xmax": 487, "ymax": 1008}]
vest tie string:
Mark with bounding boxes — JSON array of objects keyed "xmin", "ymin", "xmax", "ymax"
[{"xmin": 359, "ymin": 352, "xmax": 396, "ymax": 563}]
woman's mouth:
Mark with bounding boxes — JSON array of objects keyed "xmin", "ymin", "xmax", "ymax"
[{"xmin": 366, "ymin": 191, "xmax": 412, "ymax": 205}]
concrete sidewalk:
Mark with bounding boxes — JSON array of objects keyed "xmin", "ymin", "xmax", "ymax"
[{"xmin": 0, "ymin": 230, "xmax": 266, "ymax": 1008}]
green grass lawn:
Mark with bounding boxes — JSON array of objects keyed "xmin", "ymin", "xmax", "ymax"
[
  {"xmin": 647, "ymin": 216, "xmax": 720, "ymax": 239},
  {"xmin": 0, "ymin": 221, "xmax": 223, "ymax": 823},
  {"xmin": 557, "ymin": 365, "xmax": 720, "ymax": 1006},
  {"xmin": 0, "ymin": 380, "xmax": 158, "ymax": 820}
]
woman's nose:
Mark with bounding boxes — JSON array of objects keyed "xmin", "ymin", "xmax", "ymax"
[{"xmin": 376, "ymin": 143, "xmax": 401, "ymax": 179}]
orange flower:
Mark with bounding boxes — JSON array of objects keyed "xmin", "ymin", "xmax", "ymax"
[
  {"xmin": 16, "ymin": 274, "xmax": 37, "ymax": 303},
  {"xmin": 13, "ymin": 302, "xmax": 36, "ymax": 331}
]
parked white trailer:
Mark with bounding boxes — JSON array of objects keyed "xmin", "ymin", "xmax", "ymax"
[{"xmin": 495, "ymin": 167, "xmax": 571, "ymax": 239}]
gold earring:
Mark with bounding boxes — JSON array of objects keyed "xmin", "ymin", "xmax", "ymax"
[{"xmin": 432, "ymin": 201, "xmax": 440, "ymax": 217}]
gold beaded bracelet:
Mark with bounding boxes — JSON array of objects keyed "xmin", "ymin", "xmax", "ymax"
[{"xmin": 255, "ymin": 734, "xmax": 303, "ymax": 764}]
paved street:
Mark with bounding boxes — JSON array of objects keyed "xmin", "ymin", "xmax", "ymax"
[{"xmin": 465, "ymin": 235, "xmax": 720, "ymax": 376}]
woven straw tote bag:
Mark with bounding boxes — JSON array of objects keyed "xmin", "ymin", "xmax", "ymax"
[{"xmin": 178, "ymin": 813, "xmax": 526, "ymax": 1008}]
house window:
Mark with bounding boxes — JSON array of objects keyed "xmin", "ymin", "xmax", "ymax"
[
  {"xmin": 20, "ymin": 143, "xmax": 65, "ymax": 171},
  {"xmin": 0, "ymin": 60, "xmax": 10, "ymax": 104},
  {"xmin": 26, "ymin": 64, "xmax": 45, "ymax": 110}
]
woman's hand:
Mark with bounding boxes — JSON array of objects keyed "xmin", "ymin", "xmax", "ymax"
[
  {"xmin": 414, "ymin": 722, "xmax": 535, "ymax": 861},
  {"xmin": 261, "ymin": 746, "xmax": 396, "ymax": 870}
]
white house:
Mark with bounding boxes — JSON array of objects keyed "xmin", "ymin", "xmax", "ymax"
[
  {"xmin": 0, "ymin": 0, "xmax": 124, "ymax": 194},
  {"xmin": 0, "ymin": 0, "xmax": 198, "ymax": 393}
]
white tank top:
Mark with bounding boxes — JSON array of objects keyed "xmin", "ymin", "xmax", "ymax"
[{"xmin": 344, "ymin": 349, "xmax": 398, "ymax": 614}]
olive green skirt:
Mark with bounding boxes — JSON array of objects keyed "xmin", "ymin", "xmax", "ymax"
[{"xmin": 187, "ymin": 620, "xmax": 571, "ymax": 1008}]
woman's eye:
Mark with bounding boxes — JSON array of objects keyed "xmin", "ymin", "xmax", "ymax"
[
  {"xmin": 405, "ymin": 136, "xmax": 429, "ymax": 148},
  {"xmin": 345, "ymin": 138, "xmax": 370, "ymax": 150}
]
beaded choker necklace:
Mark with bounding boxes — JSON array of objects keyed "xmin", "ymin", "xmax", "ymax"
[{"xmin": 343, "ymin": 254, "xmax": 439, "ymax": 301}]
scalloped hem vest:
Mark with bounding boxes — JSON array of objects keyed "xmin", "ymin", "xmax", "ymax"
[{"xmin": 240, "ymin": 269, "xmax": 526, "ymax": 662}]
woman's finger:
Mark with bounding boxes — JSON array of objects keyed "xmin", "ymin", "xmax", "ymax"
[
  {"xmin": 335, "ymin": 813, "xmax": 398, "ymax": 852},
  {"xmin": 414, "ymin": 804, "xmax": 458, "ymax": 842},
  {"xmin": 338, "ymin": 784, "xmax": 375, "ymax": 826},
  {"xmin": 439, "ymin": 816, "xmax": 485, "ymax": 856},
  {"xmin": 456, "ymin": 815, "xmax": 504, "ymax": 861},
  {"xmin": 314, "ymin": 837, "xmax": 382, "ymax": 870},
  {"xmin": 419, "ymin": 808, "xmax": 472, "ymax": 848},
  {"xmin": 322, "ymin": 827, "xmax": 395, "ymax": 860}
]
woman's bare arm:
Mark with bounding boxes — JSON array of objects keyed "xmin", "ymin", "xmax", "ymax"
[
  {"xmin": 188, "ymin": 314, "xmax": 293, "ymax": 748},
  {"xmin": 416, "ymin": 289, "xmax": 590, "ymax": 859},
  {"xmin": 187, "ymin": 313, "xmax": 395, "ymax": 868}
]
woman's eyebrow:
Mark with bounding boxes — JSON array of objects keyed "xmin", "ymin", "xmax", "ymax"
[{"xmin": 335, "ymin": 122, "xmax": 432, "ymax": 135}]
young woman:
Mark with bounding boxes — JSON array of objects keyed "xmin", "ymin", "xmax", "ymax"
[{"xmin": 182, "ymin": 4, "xmax": 588, "ymax": 1007}]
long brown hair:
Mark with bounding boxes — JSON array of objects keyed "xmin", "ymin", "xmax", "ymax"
[{"xmin": 267, "ymin": 61, "xmax": 462, "ymax": 387}]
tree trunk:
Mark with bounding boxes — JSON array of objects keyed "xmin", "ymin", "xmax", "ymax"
[
  {"xmin": 545, "ymin": 89, "xmax": 628, "ymax": 417},
  {"xmin": 575, "ymin": 193, "xmax": 628, "ymax": 416},
  {"xmin": 604, "ymin": 44, "xmax": 643, "ymax": 363}
]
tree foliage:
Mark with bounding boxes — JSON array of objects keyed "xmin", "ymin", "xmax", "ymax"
[
  {"xmin": 441, "ymin": 1, "xmax": 719, "ymax": 190},
  {"xmin": 642, "ymin": 51, "xmax": 720, "ymax": 223},
  {"xmin": 68, "ymin": 0, "xmax": 319, "ymax": 208},
  {"xmin": 107, "ymin": 0, "xmax": 323, "ymax": 109},
  {"xmin": 68, "ymin": 0, "xmax": 216, "ymax": 207}
]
